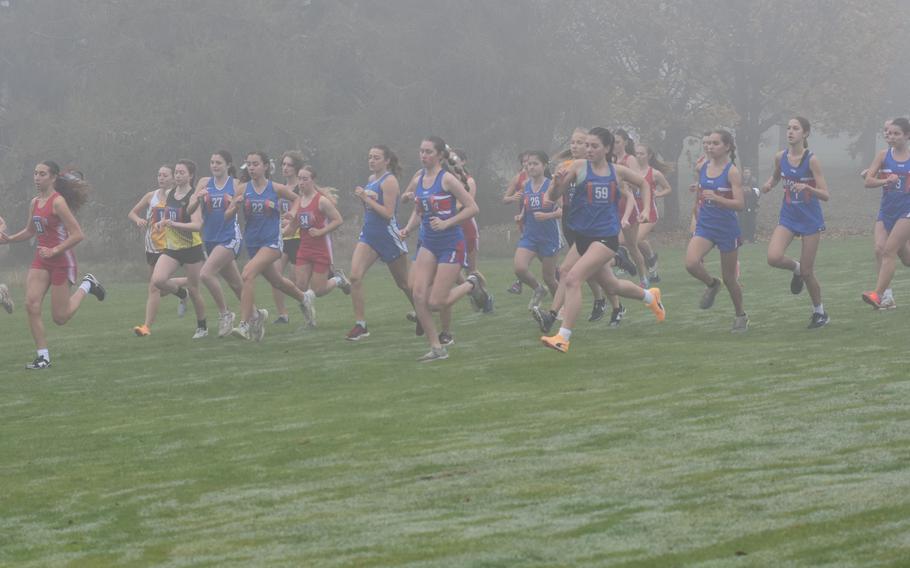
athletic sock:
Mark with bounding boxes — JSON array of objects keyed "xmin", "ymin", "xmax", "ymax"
[
  {"xmin": 558, "ymin": 327, "xmax": 572, "ymax": 340},
  {"xmin": 197, "ymin": 319, "xmax": 206, "ymax": 330},
  {"xmin": 642, "ymin": 289, "xmax": 654, "ymax": 304},
  {"xmin": 305, "ymin": 289, "xmax": 316, "ymax": 301},
  {"xmin": 78, "ymin": 280, "xmax": 92, "ymax": 294},
  {"xmin": 356, "ymin": 320, "xmax": 366, "ymax": 328},
  {"xmin": 813, "ymin": 303, "xmax": 824, "ymax": 315},
  {"xmin": 793, "ymin": 261, "xmax": 801, "ymax": 275},
  {"xmin": 38, "ymin": 348, "xmax": 50, "ymax": 361}
]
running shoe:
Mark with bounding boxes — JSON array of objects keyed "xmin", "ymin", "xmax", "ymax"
[
  {"xmin": 334, "ymin": 269, "xmax": 352, "ymax": 295},
  {"xmin": 541, "ymin": 333, "xmax": 570, "ymax": 353},
  {"xmin": 482, "ymin": 293, "xmax": 495, "ymax": 314},
  {"xmin": 648, "ymin": 266, "xmax": 661, "ymax": 284},
  {"xmin": 218, "ymin": 311, "xmax": 236, "ymax": 338},
  {"xmin": 417, "ymin": 346, "xmax": 449, "ymax": 362},
  {"xmin": 531, "ymin": 306, "xmax": 557, "ymax": 333},
  {"xmin": 82, "ymin": 273, "xmax": 106, "ymax": 301},
  {"xmin": 588, "ymin": 298, "xmax": 607, "ymax": 322},
  {"xmin": 26, "ymin": 355, "xmax": 51, "ymax": 370},
  {"xmin": 0, "ymin": 283, "xmax": 13, "ymax": 314},
  {"xmin": 406, "ymin": 311, "xmax": 417, "ymax": 323},
  {"xmin": 273, "ymin": 314, "xmax": 290, "ymax": 324},
  {"xmin": 608, "ymin": 304, "xmax": 625, "ymax": 328},
  {"xmin": 529, "ymin": 286, "xmax": 548, "ymax": 311},
  {"xmin": 646, "ymin": 252, "xmax": 659, "ymax": 269},
  {"xmin": 231, "ymin": 322, "xmax": 251, "ymax": 340},
  {"xmin": 192, "ymin": 327, "xmax": 208, "ymax": 339},
  {"xmin": 878, "ymin": 294, "xmax": 897, "ymax": 310},
  {"xmin": 700, "ymin": 278, "xmax": 721, "ymax": 309},
  {"xmin": 790, "ymin": 271, "xmax": 804, "ymax": 295},
  {"xmin": 862, "ymin": 291, "xmax": 882, "ymax": 309},
  {"xmin": 646, "ymin": 288, "xmax": 666, "ymax": 322},
  {"xmin": 299, "ymin": 292, "xmax": 316, "ymax": 327},
  {"xmin": 133, "ymin": 324, "xmax": 151, "ymax": 337},
  {"xmin": 439, "ymin": 331, "xmax": 455, "ymax": 346},
  {"xmin": 808, "ymin": 312, "xmax": 829, "ymax": 329},
  {"xmin": 731, "ymin": 313, "xmax": 749, "ymax": 333},
  {"xmin": 614, "ymin": 246, "xmax": 637, "ymax": 276},
  {"xmin": 346, "ymin": 323, "xmax": 370, "ymax": 341},
  {"xmin": 507, "ymin": 280, "xmax": 523, "ymax": 295},
  {"xmin": 252, "ymin": 308, "xmax": 268, "ymax": 341},
  {"xmin": 177, "ymin": 297, "xmax": 187, "ymax": 318},
  {"xmin": 466, "ymin": 272, "xmax": 490, "ymax": 311}
]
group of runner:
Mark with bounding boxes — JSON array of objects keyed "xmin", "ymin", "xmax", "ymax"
[{"xmin": 3, "ymin": 116, "xmax": 910, "ymax": 366}]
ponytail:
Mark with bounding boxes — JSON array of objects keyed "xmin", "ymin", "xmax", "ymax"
[
  {"xmin": 214, "ymin": 149, "xmax": 236, "ymax": 177},
  {"xmin": 300, "ymin": 164, "xmax": 338, "ymax": 205},
  {"xmin": 794, "ymin": 116, "xmax": 811, "ymax": 150},
  {"xmin": 42, "ymin": 161, "xmax": 90, "ymax": 212},
  {"xmin": 712, "ymin": 129, "xmax": 737, "ymax": 165},
  {"xmin": 372, "ymin": 145, "xmax": 402, "ymax": 178}
]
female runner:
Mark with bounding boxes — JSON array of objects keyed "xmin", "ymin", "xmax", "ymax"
[
  {"xmin": 504, "ymin": 151, "xmax": 530, "ymax": 295},
  {"xmin": 685, "ymin": 130, "xmax": 748, "ymax": 332},
  {"xmin": 613, "ymin": 128, "xmax": 650, "ymax": 284},
  {"xmin": 271, "ymin": 151, "xmax": 306, "ymax": 324},
  {"xmin": 191, "ymin": 150, "xmax": 247, "ymax": 337},
  {"xmin": 0, "ymin": 215, "xmax": 11, "ymax": 313},
  {"xmin": 633, "ymin": 143, "xmax": 673, "ymax": 283},
  {"xmin": 128, "ymin": 165, "xmax": 186, "ymax": 336},
  {"xmin": 286, "ymin": 165, "xmax": 350, "ymax": 328},
  {"xmin": 346, "ymin": 145, "xmax": 413, "ymax": 340},
  {"xmin": 761, "ymin": 117, "xmax": 830, "ymax": 328},
  {"xmin": 226, "ymin": 151, "xmax": 311, "ymax": 341},
  {"xmin": 0, "ymin": 161, "xmax": 105, "ymax": 369},
  {"xmin": 540, "ymin": 128, "xmax": 665, "ymax": 353},
  {"xmin": 150, "ymin": 160, "xmax": 208, "ymax": 338},
  {"xmin": 512, "ymin": 151, "xmax": 560, "ymax": 310},
  {"xmin": 399, "ymin": 136, "xmax": 490, "ymax": 362},
  {"xmin": 862, "ymin": 118, "xmax": 910, "ymax": 309}
]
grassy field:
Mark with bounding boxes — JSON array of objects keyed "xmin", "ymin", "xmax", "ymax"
[{"xmin": 1, "ymin": 237, "xmax": 909, "ymax": 566}]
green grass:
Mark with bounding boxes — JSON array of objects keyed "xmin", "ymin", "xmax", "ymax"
[{"xmin": 2, "ymin": 237, "xmax": 910, "ymax": 566}]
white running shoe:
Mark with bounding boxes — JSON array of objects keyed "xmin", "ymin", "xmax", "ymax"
[
  {"xmin": 177, "ymin": 297, "xmax": 187, "ymax": 318},
  {"xmin": 192, "ymin": 327, "xmax": 208, "ymax": 339},
  {"xmin": 417, "ymin": 346, "xmax": 449, "ymax": 362},
  {"xmin": 0, "ymin": 283, "xmax": 13, "ymax": 314},
  {"xmin": 299, "ymin": 291, "xmax": 316, "ymax": 327},
  {"xmin": 253, "ymin": 308, "xmax": 268, "ymax": 342},
  {"xmin": 218, "ymin": 311, "xmax": 235, "ymax": 338},
  {"xmin": 879, "ymin": 295, "xmax": 897, "ymax": 310},
  {"xmin": 231, "ymin": 322, "xmax": 251, "ymax": 340}
]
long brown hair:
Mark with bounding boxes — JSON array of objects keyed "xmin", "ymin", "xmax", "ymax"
[{"xmin": 41, "ymin": 161, "xmax": 90, "ymax": 212}]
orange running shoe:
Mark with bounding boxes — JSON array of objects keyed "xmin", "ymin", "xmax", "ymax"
[
  {"xmin": 862, "ymin": 291, "xmax": 882, "ymax": 309},
  {"xmin": 646, "ymin": 288, "xmax": 666, "ymax": 322},
  {"xmin": 133, "ymin": 324, "xmax": 151, "ymax": 337},
  {"xmin": 541, "ymin": 333, "xmax": 570, "ymax": 353}
]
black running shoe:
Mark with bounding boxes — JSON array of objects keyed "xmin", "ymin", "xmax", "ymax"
[
  {"xmin": 439, "ymin": 331, "xmax": 455, "ymax": 346},
  {"xmin": 646, "ymin": 252, "xmax": 658, "ymax": 269},
  {"xmin": 614, "ymin": 246, "xmax": 637, "ymax": 276},
  {"xmin": 82, "ymin": 273, "xmax": 106, "ymax": 301},
  {"xmin": 790, "ymin": 272, "xmax": 804, "ymax": 295},
  {"xmin": 808, "ymin": 312, "xmax": 829, "ymax": 329},
  {"xmin": 482, "ymin": 293, "xmax": 495, "ymax": 314},
  {"xmin": 26, "ymin": 355, "xmax": 51, "ymax": 370},
  {"xmin": 507, "ymin": 280, "xmax": 522, "ymax": 295},
  {"xmin": 608, "ymin": 303, "xmax": 625, "ymax": 328},
  {"xmin": 588, "ymin": 298, "xmax": 607, "ymax": 322},
  {"xmin": 532, "ymin": 306, "xmax": 556, "ymax": 333}
]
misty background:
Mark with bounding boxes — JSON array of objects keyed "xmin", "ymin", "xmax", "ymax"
[{"xmin": 0, "ymin": 0, "xmax": 907, "ymax": 265}]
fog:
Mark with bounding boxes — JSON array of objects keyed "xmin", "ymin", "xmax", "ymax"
[{"xmin": 0, "ymin": 0, "xmax": 906, "ymax": 262}]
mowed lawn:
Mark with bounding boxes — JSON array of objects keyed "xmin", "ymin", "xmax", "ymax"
[{"xmin": 1, "ymin": 236, "xmax": 909, "ymax": 566}]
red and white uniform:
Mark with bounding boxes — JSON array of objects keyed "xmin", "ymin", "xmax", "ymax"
[
  {"xmin": 30, "ymin": 192, "xmax": 77, "ymax": 285},
  {"xmin": 460, "ymin": 176, "xmax": 480, "ymax": 253},
  {"xmin": 295, "ymin": 192, "xmax": 334, "ymax": 273},
  {"xmin": 641, "ymin": 167, "xmax": 659, "ymax": 224},
  {"xmin": 616, "ymin": 154, "xmax": 642, "ymax": 225}
]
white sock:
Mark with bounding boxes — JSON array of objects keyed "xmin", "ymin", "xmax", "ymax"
[
  {"xmin": 558, "ymin": 327, "xmax": 572, "ymax": 340},
  {"xmin": 356, "ymin": 320, "xmax": 366, "ymax": 327},
  {"xmin": 642, "ymin": 290, "xmax": 654, "ymax": 304},
  {"xmin": 305, "ymin": 289, "xmax": 316, "ymax": 301},
  {"xmin": 38, "ymin": 348, "xmax": 49, "ymax": 360},
  {"xmin": 793, "ymin": 261, "xmax": 801, "ymax": 275},
  {"xmin": 79, "ymin": 280, "xmax": 92, "ymax": 294},
  {"xmin": 814, "ymin": 303, "xmax": 824, "ymax": 314}
]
